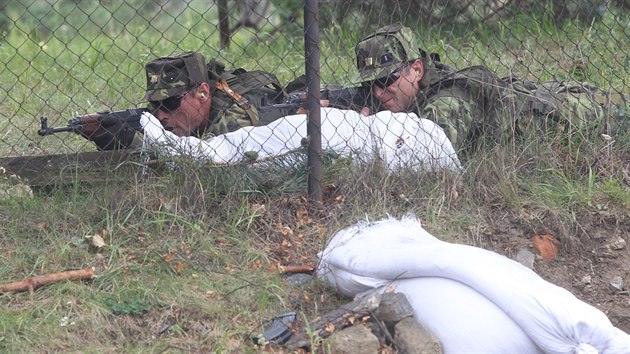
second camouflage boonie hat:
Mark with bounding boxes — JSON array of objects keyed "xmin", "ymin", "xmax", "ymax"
[
  {"xmin": 145, "ymin": 51, "xmax": 209, "ymax": 101},
  {"xmin": 354, "ymin": 24, "xmax": 422, "ymax": 84}
]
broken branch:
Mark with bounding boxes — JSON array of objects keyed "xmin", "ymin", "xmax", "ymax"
[
  {"xmin": 279, "ymin": 264, "xmax": 315, "ymax": 274},
  {"xmin": 0, "ymin": 267, "xmax": 95, "ymax": 293}
]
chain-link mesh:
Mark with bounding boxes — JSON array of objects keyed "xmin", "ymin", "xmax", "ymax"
[{"xmin": 0, "ymin": 0, "xmax": 628, "ymax": 191}]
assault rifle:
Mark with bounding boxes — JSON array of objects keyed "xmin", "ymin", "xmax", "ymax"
[
  {"xmin": 259, "ymin": 86, "xmax": 369, "ymax": 114},
  {"xmin": 38, "ymin": 108, "xmax": 150, "ymax": 150}
]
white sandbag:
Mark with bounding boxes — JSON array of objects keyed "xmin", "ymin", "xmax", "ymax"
[
  {"xmin": 316, "ymin": 217, "xmax": 630, "ymax": 354},
  {"xmin": 140, "ymin": 108, "xmax": 461, "ymax": 172},
  {"xmin": 390, "ymin": 277, "xmax": 544, "ymax": 354},
  {"xmin": 326, "ymin": 265, "xmax": 543, "ymax": 353}
]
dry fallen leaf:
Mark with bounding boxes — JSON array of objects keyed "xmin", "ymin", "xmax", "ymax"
[
  {"xmin": 249, "ymin": 203, "xmax": 266, "ymax": 214},
  {"xmin": 92, "ymin": 234, "xmax": 106, "ymax": 248},
  {"xmin": 531, "ymin": 234, "xmax": 560, "ymax": 260},
  {"xmin": 174, "ymin": 261, "xmax": 188, "ymax": 273},
  {"xmin": 267, "ymin": 262, "xmax": 279, "ymax": 272},
  {"xmin": 324, "ymin": 322, "xmax": 335, "ymax": 333},
  {"xmin": 85, "ymin": 234, "xmax": 106, "ymax": 248},
  {"xmin": 280, "ymin": 226, "xmax": 293, "ymax": 237},
  {"xmin": 280, "ymin": 239, "xmax": 292, "ymax": 251},
  {"xmin": 296, "ymin": 208, "xmax": 308, "ymax": 219}
]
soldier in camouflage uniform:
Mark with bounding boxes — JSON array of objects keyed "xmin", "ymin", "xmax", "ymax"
[
  {"xmin": 145, "ymin": 51, "xmax": 285, "ymax": 140},
  {"xmin": 355, "ymin": 24, "xmax": 628, "ymax": 156},
  {"xmin": 89, "ymin": 51, "xmax": 288, "ymax": 150}
]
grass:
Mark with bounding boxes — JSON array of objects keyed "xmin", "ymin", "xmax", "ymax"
[{"xmin": 1, "ymin": 2, "xmax": 630, "ymax": 353}]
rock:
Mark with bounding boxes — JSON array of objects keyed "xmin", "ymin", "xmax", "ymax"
[
  {"xmin": 285, "ymin": 273, "xmax": 313, "ymax": 286},
  {"xmin": 514, "ymin": 248, "xmax": 536, "ymax": 269},
  {"xmin": 394, "ymin": 317, "xmax": 443, "ymax": 354},
  {"xmin": 373, "ymin": 292, "xmax": 415, "ymax": 322},
  {"xmin": 610, "ymin": 238, "xmax": 627, "ymax": 251},
  {"xmin": 0, "ymin": 168, "xmax": 33, "ymax": 201},
  {"xmin": 328, "ymin": 324, "xmax": 380, "ymax": 354},
  {"xmin": 576, "ymin": 275, "xmax": 593, "ymax": 293},
  {"xmin": 610, "ymin": 276, "xmax": 624, "ymax": 291},
  {"xmin": 291, "ymin": 292, "xmax": 444, "ymax": 353}
]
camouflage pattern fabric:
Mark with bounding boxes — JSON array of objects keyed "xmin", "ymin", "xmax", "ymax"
[
  {"xmin": 405, "ymin": 65, "xmax": 514, "ymax": 155},
  {"xmin": 408, "ymin": 65, "xmax": 629, "ymax": 155},
  {"xmin": 145, "ymin": 51, "xmax": 209, "ymax": 101},
  {"xmin": 202, "ymin": 104, "xmax": 255, "ymax": 138},
  {"xmin": 202, "ymin": 61, "xmax": 288, "ymax": 137},
  {"xmin": 420, "ymin": 96, "xmax": 477, "ymax": 154},
  {"xmin": 511, "ymin": 80, "xmax": 629, "ymax": 140},
  {"xmin": 354, "ymin": 24, "xmax": 422, "ymax": 83}
]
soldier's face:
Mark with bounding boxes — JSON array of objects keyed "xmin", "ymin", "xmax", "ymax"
[
  {"xmin": 153, "ymin": 85, "xmax": 211, "ymax": 137},
  {"xmin": 372, "ymin": 61, "xmax": 422, "ymax": 113}
]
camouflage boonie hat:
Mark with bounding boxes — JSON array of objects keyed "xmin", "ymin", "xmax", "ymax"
[
  {"xmin": 145, "ymin": 51, "xmax": 209, "ymax": 101},
  {"xmin": 354, "ymin": 24, "xmax": 422, "ymax": 84}
]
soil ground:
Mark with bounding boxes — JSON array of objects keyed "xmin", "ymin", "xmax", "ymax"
[{"xmin": 475, "ymin": 210, "xmax": 630, "ymax": 333}]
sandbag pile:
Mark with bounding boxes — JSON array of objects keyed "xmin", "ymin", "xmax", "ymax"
[{"xmin": 316, "ymin": 216, "xmax": 630, "ymax": 354}]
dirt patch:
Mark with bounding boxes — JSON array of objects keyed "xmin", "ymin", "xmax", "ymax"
[{"xmin": 476, "ymin": 208, "xmax": 630, "ymax": 333}]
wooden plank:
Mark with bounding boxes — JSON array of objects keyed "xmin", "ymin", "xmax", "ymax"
[{"xmin": 0, "ymin": 150, "xmax": 144, "ymax": 187}]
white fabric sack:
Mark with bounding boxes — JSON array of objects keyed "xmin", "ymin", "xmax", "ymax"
[
  {"xmin": 140, "ymin": 108, "xmax": 461, "ymax": 172},
  {"xmin": 316, "ymin": 217, "xmax": 630, "ymax": 354}
]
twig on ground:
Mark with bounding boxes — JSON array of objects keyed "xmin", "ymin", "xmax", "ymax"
[
  {"xmin": 0, "ymin": 267, "xmax": 95, "ymax": 294},
  {"xmin": 279, "ymin": 264, "xmax": 315, "ymax": 274}
]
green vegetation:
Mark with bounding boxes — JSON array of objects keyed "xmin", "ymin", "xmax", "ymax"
[{"xmin": 1, "ymin": 2, "xmax": 629, "ymax": 353}]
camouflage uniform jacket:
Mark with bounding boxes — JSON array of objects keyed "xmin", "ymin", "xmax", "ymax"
[
  {"xmin": 405, "ymin": 64, "xmax": 508, "ymax": 155},
  {"xmin": 199, "ymin": 62, "xmax": 289, "ymax": 139},
  {"xmin": 400, "ymin": 64, "xmax": 628, "ymax": 156},
  {"xmin": 202, "ymin": 101, "xmax": 253, "ymax": 138}
]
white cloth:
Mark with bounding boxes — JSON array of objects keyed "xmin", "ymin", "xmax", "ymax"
[
  {"xmin": 316, "ymin": 216, "xmax": 630, "ymax": 354},
  {"xmin": 140, "ymin": 108, "xmax": 461, "ymax": 172}
]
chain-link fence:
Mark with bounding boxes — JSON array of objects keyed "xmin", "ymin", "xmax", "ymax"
[{"xmin": 1, "ymin": 0, "xmax": 628, "ymax": 195}]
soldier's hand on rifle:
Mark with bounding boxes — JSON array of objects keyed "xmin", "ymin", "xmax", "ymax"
[
  {"xmin": 90, "ymin": 115, "xmax": 137, "ymax": 151},
  {"xmin": 295, "ymin": 99, "xmax": 330, "ymax": 114}
]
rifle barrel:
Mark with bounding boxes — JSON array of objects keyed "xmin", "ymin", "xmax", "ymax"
[{"xmin": 37, "ymin": 116, "xmax": 78, "ymax": 136}]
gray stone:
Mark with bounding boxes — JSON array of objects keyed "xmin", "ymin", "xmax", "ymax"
[
  {"xmin": 394, "ymin": 317, "xmax": 443, "ymax": 354},
  {"xmin": 285, "ymin": 273, "xmax": 313, "ymax": 286},
  {"xmin": 328, "ymin": 324, "xmax": 380, "ymax": 354},
  {"xmin": 611, "ymin": 276, "xmax": 624, "ymax": 291},
  {"xmin": 610, "ymin": 237, "xmax": 627, "ymax": 251},
  {"xmin": 373, "ymin": 292, "xmax": 414, "ymax": 322},
  {"xmin": 514, "ymin": 248, "xmax": 536, "ymax": 269}
]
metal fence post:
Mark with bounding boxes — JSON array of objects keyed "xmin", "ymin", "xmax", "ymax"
[{"xmin": 304, "ymin": 0, "xmax": 322, "ymax": 205}]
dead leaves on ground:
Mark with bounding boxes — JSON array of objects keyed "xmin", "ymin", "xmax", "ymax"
[
  {"xmin": 531, "ymin": 233, "xmax": 560, "ymax": 260},
  {"xmin": 262, "ymin": 205, "xmax": 326, "ymax": 273},
  {"xmin": 85, "ymin": 229, "xmax": 107, "ymax": 249},
  {"xmin": 162, "ymin": 253, "xmax": 190, "ymax": 274}
]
